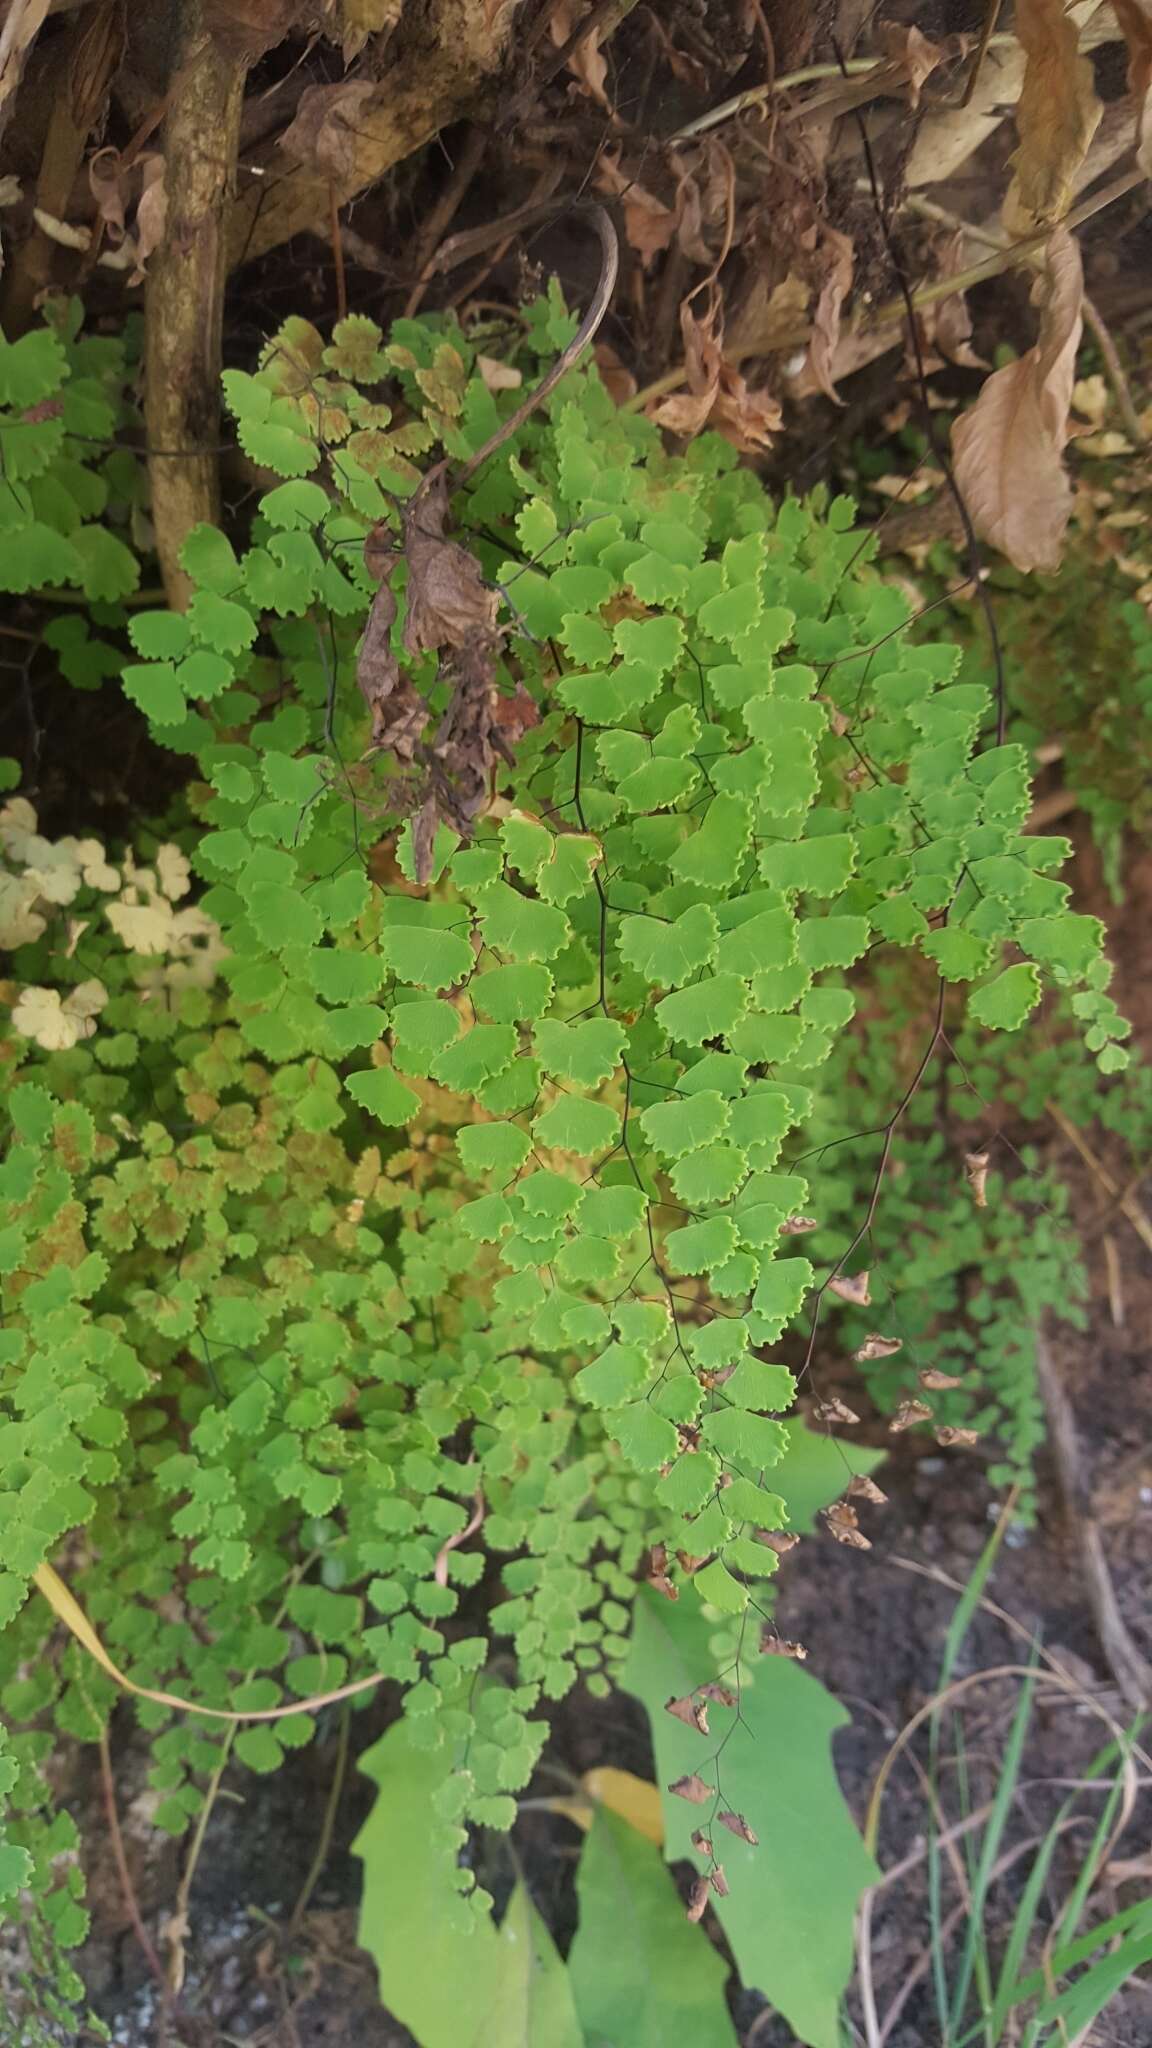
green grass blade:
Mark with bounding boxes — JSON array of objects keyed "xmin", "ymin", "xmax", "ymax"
[{"xmin": 948, "ymin": 1655, "xmax": 1039, "ymax": 2037}]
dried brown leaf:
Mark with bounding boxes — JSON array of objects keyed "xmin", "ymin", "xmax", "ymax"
[
  {"xmin": 652, "ymin": 287, "xmax": 782, "ymax": 452},
  {"xmin": 828, "ymin": 1270, "xmax": 871, "ymax": 1306},
  {"xmin": 690, "ymin": 1827, "xmax": 714, "ymax": 1856},
  {"xmin": 760, "ymin": 1629, "xmax": 807, "ymax": 1658},
  {"xmin": 1004, "ymin": 0, "xmax": 1101, "ymax": 237},
  {"xmin": 339, "ymin": 0, "xmax": 402, "ymax": 65},
  {"xmin": 802, "ymin": 227, "xmax": 854, "ymax": 404},
  {"xmin": 756, "ymin": 1528, "xmax": 799, "ymax": 1554},
  {"xmin": 890, "ymin": 1398, "xmax": 934, "ymax": 1432},
  {"xmin": 847, "ymin": 1474, "xmax": 888, "ymax": 1505},
  {"xmin": 1113, "ymin": 0, "xmax": 1152, "ymax": 174},
  {"xmin": 592, "ymin": 341, "xmax": 637, "ymax": 405},
  {"xmin": 718, "ymin": 1809, "xmax": 758, "ymax": 1846},
  {"xmin": 709, "ymin": 1864, "xmax": 730, "ymax": 1897},
  {"xmin": 551, "ymin": 0, "xmax": 612, "ymax": 108},
  {"xmin": 781, "ymin": 1214, "xmax": 818, "ymax": 1235},
  {"xmin": 88, "ymin": 146, "xmax": 126, "ymax": 244},
  {"xmin": 280, "ymin": 78, "xmax": 378, "ymax": 177},
  {"xmin": 875, "ymin": 20, "xmax": 952, "ymax": 107},
  {"xmin": 129, "ymin": 156, "xmax": 167, "ymax": 285},
  {"xmin": 697, "ymin": 1681, "xmax": 738, "ymax": 1708},
  {"xmin": 205, "ymin": 0, "xmax": 307, "ymax": 61},
  {"xmin": 686, "ymin": 1874, "xmax": 711, "ymax": 1922},
  {"xmin": 665, "ymin": 1693, "xmax": 710, "ymax": 1735},
  {"xmin": 668, "ymin": 1773, "xmax": 713, "ymax": 1805},
  {"xmin": 951, "ymin": 228, "xmax": 1084, "ymax": 573},
  {"xmin": 853, "ymin": 1334, "xmax": 902, "ymax": 1362},
  {"xmin": 813, "ymin": 1396, "xmax": 861, "ymax": 1425},
  {"xmin": 936, "ymin": 1424, "xmax": 980, "ymax": 1448},
  {"xmin": 477, "ymin": 353, "xmax": 522, "ymax": 393},
  {"xmin": 964, "ymin": 1150, "xmax": 990, "ymax": 1208},
  {"xmin": 596, "ymin": 149, "xmax": 677, "ymax": 266},
  {"xmin": 919, "ymin": 1366, "xmax": 965, "ymax": 1391}
]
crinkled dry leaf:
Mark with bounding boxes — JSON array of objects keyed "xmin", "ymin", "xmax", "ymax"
[
  {"xmin": 964, "ymin": 1150, "xmax": 990, "ymax": 1208},
  {"xmin": 1113, "ymin": 0, "xmax": 1152, "ymax": 174},
  {"xmin": 813, "ymin": 1396, "xmax": 860, "ymax": 1425},
  {"xmin": 854, "ymin": 1334, "xmax": 902, "ymax": 1362},
  {"xmin": 756, "ymin": 1528, "xmax": 799, "ymax": 1555},
  {"xmin": 709, "ymin": 1864, "xmax": 730, "ymax": 1897},
  {"xmin": 802, "ymin": 227, "xmax": 854, "ymax": 404},
  {"xmin": 847, "ymin": 1474, "xmax": 888, "ymax": 1505},
  {"xmin": 129, "ymin": 155, "xmax": 167, "ymax": 285},
  {"xmin": 760, "ymin": 1629, "xmax": 807, "ymax": 1658},
  {"xmin": 668, "ymin": 1773, "xmax": 713, "ymax": 1805},
  {"xmin": 665, "ymin": 1693, "xmax": 710, "ymax": 1735},
  {"xmin": 690, "ymin": 1827, "xmax": 713, "ymax": 1856},
  {"xmin": 686, "ymin": 1874, "xmax": 711, "ymax": 1923},
  {"xmin": 951, "ymin": 228, "xmax": 1083, "ymax": 573},
  {"xmin": 338, "ymin": 0, "xmax": 402, "ymax": 65},
  {"xmin": 890, "ymin": 1398, "xmax": 934, "ymax": 1432},
  {"xmin": 875, "ymin": 19, "xmax": 954, "ymax": 107},
  {"xmin": 476, "ymin": 353, "xmax": 522, "ymax": 393},
  {"xmin": 11, "ymin": 979, "xmax": 107, "ymax": 1051},
  {"xmin": 1003, "ymin": 0, "xmax": 1101, "ymax": 237},
  {"xmin": 652, "ymin": 287, "xmax": 782, "ymax": 452},
  {"xmin": 551, "ymin": 0, "xmax": 611, "ymax": 107},
  {"xmin": 593, "ymin": 341, "xmax": 637, "ymax": 405},
  {"xmin": 88, "ymin": 145, "xmax": 126, "ymax": 243},
  {"xmin": 919, "ymin": 1366, "xmax": 965, "ymax": 1391},
  {"xmin": 825, "ymin": 1502, "xmax": 872, "ymax": 1550},
  {"xmin": 828, "ymin": 1271, "xmax": 871, "ymax": 1306},
  {"xmin": 717, "ymin": 1809, "xmax": 758, "ymax": 1846},
  {"xmin": 697, "ymin": 1681, "xmax": 737, "ymax": 1708},
  {"xmin": 280, "ymin": 78, "xmax": 378, "ymax": 176},
  {"xmin": 781, "ymin": 1214, "xmax": 818, "ymax": 1235},
  {"xmin": 936, "ymin": 1425, "xmax": 980, "ymax": 1448}
]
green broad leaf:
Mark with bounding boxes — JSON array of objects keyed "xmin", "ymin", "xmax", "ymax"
[
  {"xmin": 470, "ymin": 1881, "xmax": 582, "ymax": 2048},
  {"xmin": 473, "ymin": 963, "xmax": 554, "ymax": 1022},
  {"xmin": 655, "ymin": 972, "xmax": 748, "ymax": 1047},
  {"xmin": 534, "ymin": 1017, "xmax": 624, "ymax": 1086},
  {"xmin": 670, "ymin": 795, "xmax": 752, "ymax": 891},
  {"xmin": 128, "ymin": 611, "xmax": 191, "ymax": 661},
  {"xmin": 751, "ymin": 1256, "xmax": 813, "ymax": 1337},
  {"xmin": 639, "ymin": 1090, "xmax": 729, "ymax": 1160},
  {"xmin": 1016, "ymin": 911, "xmax": 1103, "ymax": 980},
  {"xmin": 578, "ymin": 1341, "xmax": 651, "ymax": 1407},
  {"xmin": 759, "ymin": 835, "xmax": 856, "ymax": 897},
  {"xmin": 921, "ymin": 926, "xmax": 991, "ymax": 982},
  {"xmin": 664, "ymin": 1215, "xmax": 739, "ymax": 1275},
  {"xmin": 260, "ymin": 478, "xmax": 332, "ymax": 529},
  {"xmin": 714, "ymin": 908, "xmax": 798, "ymax": 977},
  {"xmin": 618, "ymin": 903, "xmax": 719, "ymax": 986},
  {"xmin": 1, "ymin": 519, "xmax": 80, "ymax": 591},
  {"xmin": 698, "ymin": 581, "xmax": 762, "ymax": 642},
  {"xmin": 186, "ymin": 589, "xmax": 258, "ymax": 655},
  {"xmin": 797, "ymin": 916, "xmax": 871, "ymax": 970},
  {"xmin": 621, "ymin": 1593, "xmax": 878, "ymax": 2048},
  {"xmin": 532, "ymin": 1095, "xmax": 619, "ymax": 1154},
  {"xmin": 569, "ymin": 1809, "xmax": 739, "ymax": 2048},
  {"xmin": 179, "ymin": 523, "xmax": 241, "ymax": 594},
  {"xmin": 380, "ymin": 924, "xmax": 474, "ymax": 990},
  {"xmin": 72, "ymin": 526, "xmax": 139, "ymax": 601},
  {"xmin": 578, "ymin": 1184, "xmax": 648, "ymax": 1237},
  {"xmin": 0, "ymin": 327, "xmax": 67, "ymax": 407},
  {"xmin": 346, "ymin": 1066, "xmax": 421, "ymax": 1126},
  {"xmin": 120, "ymin": 661, "xmax": 186, "ymax": 727},
  {"xmin": 354, "ymin": 1721, "xmax": 506, "ymax": 2048},
  {"xmin": 478, "ymin": 882, "xmax": 570, "ymax": 961},
  {"xmin": 671, "ymin": 1144, "xmax": 745, "ymax": 1206},
  {"xmin": 722, "ymin": 1359, "xmax": 796, "ymax": 1412},
  {"xmin": 457, "ymin": 1124, "xmax": 531, "ymax": 1181},
  {"xmin": 692, "ymin": 1557, "xmax": 748, "ymax": 1612},
  {"xmin": 609, "ymin": 1403, "xmax": 681, "ymax": 1470},
  {"xmin": 432, "ymin": 1023, "xmax": 517, "ymax": 1094},
  {"xmin": 969, "ymin": 962, "xmax": 1042, "ymax": 1031},
  {"xmin": 701, "ymin": 1405, "xmax": 786, "ymax": 1468}
]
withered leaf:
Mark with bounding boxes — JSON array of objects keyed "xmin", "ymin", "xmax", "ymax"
[
  {"xmin": 813, "ymin": 1396, "xmax": 860, "ymax": 1425},
  {"xmin": 709, "ymin": 1864, "xmax": 730, "ymax": 1897},
  {"xmin": 936, "ymin": 1424, "xmax": 980, "ymax": 1448},
  {"xmin": 780, "ymin": 1214, "xmax": 819, "ymax": 1235},
  {"xmin": 652, "ymin": 286, "xmax": 782, "ymax": 453},
  {"xmin": 718, "ymin": 1809, "xmax": 758, "ymax": 1846},
  {"xmin": 1113, "ymin": 0, "xmax": 1152, "ymax": 175},
  {"xmin": 951, "ymin": 227, "xmax": 1083, "ymax": 575},
  {"xmin": 690, "ymin": 1827, "xmax": 714, "ymax": 1856},
  {"xmin": 129, "ymin": 155, "xmax": 167, "ymax": 285},
  {"xmin": 760, "ymin": 1629, "xmax": 807, "ymax": 1659},
  {"xmin": 825, "ymin": 1502, "xmax": 873, "ymax": 1550},
  {"xmin": 919, "ymin": 1366, "xmax": 965, "ymax": 1391},
  {"xmin": 88, "ymin": 146, "xmax": 126, "ymax": 243},
  {"xmin": 697, "ymin": 1681, "xmax": 738, "ymax": 1708},
  {"xmin": 665, "ymin": 1693, "xmax": 710, "ymax": 1735},
  {"xmin": 802, "ymin": 226, "xmax": 854, "ymax": 404},
  {"xmin": 828, "ymin": 1271, "xmax": 871, "ymax": 1306},
  {"xmin": 890, "ymin": 1398, "xmax": 934, "ymax": 1432},
  {"xmin": 280, "ymin": 78, "xmax": 378, "ymax": 177},
  {"xmin": 675, "ymin": 1549, "xmax": 710, "ymax": 1576},
  {"xmin": 848, "ymin": 1474, "xmax": 888, "ymax": 1505},
  {"xmin": 964, "ymin": 1151, "xmax": 990, "ymax": 1208},
  {"xmin": 854, "ymin": 1334, "xmax": 902, "ymax": 1362},
  {"xmin": 1003, "ymin": 0, "xmax": 1101, "ymax": 237},
  {"xmin": 596, "ymin": 147, "xmax": 677, "ymax": 268},
  {"xmin": 668, "ymin": 1773, "xmax": 713, "ymax": 1805},
  {"xmin": 686, "ymin": 1874, "xmax": 711, "ymax": 1923},
  {"xmin": 756, "ymin": 1528, "xmax": 799, "ymax": 1555},
  {"xmin": 875, "ymin": 20, "xmax": 954, "ymax": 107}
]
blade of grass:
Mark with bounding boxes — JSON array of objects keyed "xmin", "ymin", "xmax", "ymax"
[
  {"xmin": 948, "ymin": 1651, "xmax": 1040, "ymax": 2037},
  {"xmin": 1040, "ymin": 1928, "xmax": 1152, "ymax": 2037}
]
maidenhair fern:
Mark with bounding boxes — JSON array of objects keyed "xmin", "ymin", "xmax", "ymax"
[{"xmin": 0, "ymin": 293, "xmax": 1130, "ymax": 2004}]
